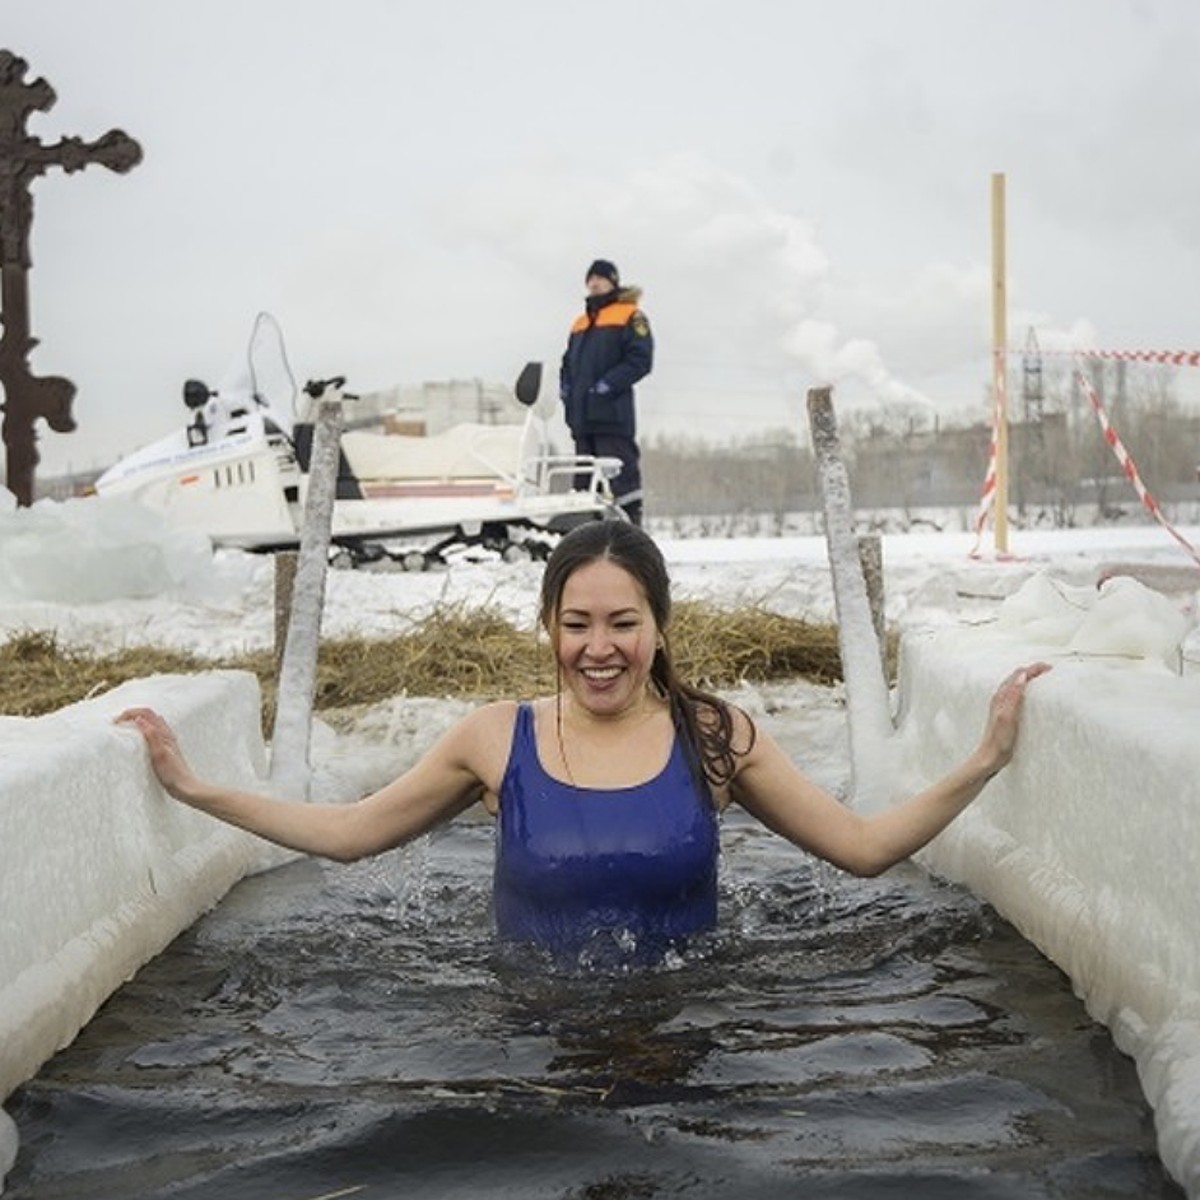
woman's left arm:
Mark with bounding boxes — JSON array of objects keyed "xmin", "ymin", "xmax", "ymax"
[{"xmin": 731, "ymin": 662, "xmax": 1051, "ymax": 877}]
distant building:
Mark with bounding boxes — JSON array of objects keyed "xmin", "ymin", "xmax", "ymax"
[
  {"xmin": 29, "ymin": 466, "xmax": 106, "ymax": 501},
  {"xmin": 850, "ymin": 422, "xmax": 991, "ymax": 508}
]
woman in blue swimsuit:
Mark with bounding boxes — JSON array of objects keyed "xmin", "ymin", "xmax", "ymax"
[{"xmin": 118, "ymin": 523, "xmax": 1048, "ymax": 961}]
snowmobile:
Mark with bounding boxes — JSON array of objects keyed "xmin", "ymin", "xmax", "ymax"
[{"xmin": 94, "ymin": 314, "xmax": 624, "ymax": 568}]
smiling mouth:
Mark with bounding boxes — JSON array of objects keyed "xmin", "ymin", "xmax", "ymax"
[{"xmin": 580, "ymin": 666, "xmax": 623, "ymax": 682}]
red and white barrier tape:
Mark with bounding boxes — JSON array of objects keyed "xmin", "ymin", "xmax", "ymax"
[
  {"xmin": 972, "ymin": 347, "xmax": 1200, "ymax": 565},
  {"xmin": 970, "ymin": 430, "xmax": 997, "ymax": 543},
  {"xmin": 1084, "ymin": 348, "xmax": 1200, "ymax": 367},
  {"xmin": 969, "ymin": 348, "xmax": 1008, "ymax": 552},
  {"xmin": 1011, "ymin": 346, "xmax": 1200, "ymax": 367},
  {"xmin": 1072, "ymin": 363, "xmax": 1200, "ymax": 568}
]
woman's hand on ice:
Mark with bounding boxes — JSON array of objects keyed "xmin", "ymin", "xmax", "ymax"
[
  {"xmin": 977, "ymin": 662, "xmax": 1052, "ymax": 775},
  {"xmin": 115, "ymin": 707, "xmax": 198, "ymax": 799}
]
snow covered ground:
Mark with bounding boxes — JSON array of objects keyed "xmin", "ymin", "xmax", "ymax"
[{"xmin": 2, "ymin": 494, "xmax": 1200, "ymax": 1194}]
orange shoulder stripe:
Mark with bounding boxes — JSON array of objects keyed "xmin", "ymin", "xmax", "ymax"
[
  {"xmin": 570, "ymin": 303, "xmax": 638, "ymax": 333},
  {"xmin": 594, "ymin": 302, "xmax": 637, "ymax": 328}
]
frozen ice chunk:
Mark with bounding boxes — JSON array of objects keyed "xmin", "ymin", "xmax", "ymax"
[
  {"xmin": 995, "ymin": 570, "xmax": 1095, "ymax": 645},
  {"xmin": 997, "ymin": 569, "xmax": 1192, "ymax": 670},
  {"xmin": 0, "ymin": 495, "xmax": 215, "ymax": 603},
  {"xmin": 1068, "ymin": 575, "xmax": 1190, "ymax": 671}
]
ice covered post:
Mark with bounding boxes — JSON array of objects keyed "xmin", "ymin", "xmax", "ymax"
[
  {"xmin": 269, "ymin": 384, "xmax": 344, "ymax": 798},
  {"xmin": 807, "ymin": 386, "xmax": 895, "ymax": 810},
  {"xmin": 0, "ymin": 51, "xmax": 142, "ymax": 505}
]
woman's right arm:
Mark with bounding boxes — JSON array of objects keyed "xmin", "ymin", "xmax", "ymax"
[
  {"xmin": 728, "ymin": 663, "xmax": 1049, "ymax": 876},
  {"xmin": 115, "ymin": 702, "xmax": 514, "ymax": 863}
]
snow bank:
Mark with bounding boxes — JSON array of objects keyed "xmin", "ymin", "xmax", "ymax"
[
  {"xmin": 0, "ymin": 494, "xmax": 224, "ymax": 604},
  {"xmin": 894, "ymin": 572, "xmax": 1200, "ymax": 1196},
  {"xmin": 0, "ymin": 671, "xmax": 280, "ymax": 1183}
]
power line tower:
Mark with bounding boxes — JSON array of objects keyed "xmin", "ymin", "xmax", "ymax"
[
  {"xmin": 1021, "ymin": 326, "xmax": 1044, "ymax": 425},
  {"xmin": 1017, "ymin": 326, "xmax": 1046, "ymax": 515}
]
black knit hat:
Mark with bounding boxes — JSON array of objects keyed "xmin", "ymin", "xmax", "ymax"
[{"xmin": 585, "ymin": 259, "xmax": 620, "ymax": 287}]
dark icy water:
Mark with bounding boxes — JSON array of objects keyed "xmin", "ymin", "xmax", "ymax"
[{"xmin": 5, "ymin": 808, "xmax": 1182, "ymax": 1200}]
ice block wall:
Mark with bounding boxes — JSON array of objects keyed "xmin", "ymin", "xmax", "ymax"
[
  {"xmin": 892, "ymin": 578, "xmax": 1200, "ymax": 1196},
  {"xmin": 0, "ymin": 672, "xmax": 277, "ymax": 1104}
]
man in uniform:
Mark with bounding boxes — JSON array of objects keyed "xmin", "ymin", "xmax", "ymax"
[{"xmin": 559, "ymin": 259, "xmax": 653, "ymax": 526}]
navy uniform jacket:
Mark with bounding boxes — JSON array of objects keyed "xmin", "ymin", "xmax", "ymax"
[{"xmin": 559, "ymin": 287, "xmax": 653, "ymax": 439}]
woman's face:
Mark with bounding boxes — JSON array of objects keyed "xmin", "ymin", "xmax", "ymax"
[{"xmin": 552, "ymin": 558, "xmax": 660, "ymax": 718}]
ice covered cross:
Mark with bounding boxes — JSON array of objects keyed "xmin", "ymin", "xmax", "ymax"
[{"xmin": 0, "ymin": 50, "xmax": 141, "ymax": 506}]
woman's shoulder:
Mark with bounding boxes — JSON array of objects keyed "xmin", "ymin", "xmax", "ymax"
[
  {"xmin": 431, "ymin": 701, "xmax": 523, "ymax": 789},
  {"xmin": 449, "ymin": 698, "xmax": 556, "ymax": 750},
  {"xmin": 429, "ymin": 700, "xmax": 514, "ymax": 756},
  {"xmin": 458, "ymin": 699, "xmax": 521, "ymax": 737}
]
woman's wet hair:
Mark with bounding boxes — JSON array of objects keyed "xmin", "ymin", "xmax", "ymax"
[
  {"xmin": 540, "ymin": 520, "xmax": 671, "ymax": 632},
  {"xmin": 540, "ymin": 521, "xmax": 755, "ymax": 788}
]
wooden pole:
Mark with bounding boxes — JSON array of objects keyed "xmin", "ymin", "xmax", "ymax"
[
  {"xmin": 856, "ymin": 532, "xmax": 887, "ymax": 676},
  {"xmin": 273, "ymin": 550, "xmax": 299, "ymax": 671},
  {"xmin": 991, "ymin": 172, "xmax": 1010, "ymax": 554}
]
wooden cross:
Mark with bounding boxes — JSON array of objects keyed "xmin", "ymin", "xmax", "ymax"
[{"xmin": 0, "ymin": 50, "xmax": 141, "ymax": 506}]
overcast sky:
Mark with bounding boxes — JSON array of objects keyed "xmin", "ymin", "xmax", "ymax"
[{"xmin": 5, "ymin": 0, "xmax": 1200, "ymax": 475}]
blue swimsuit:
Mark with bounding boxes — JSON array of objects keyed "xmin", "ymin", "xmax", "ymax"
[{"xmin": 493, "ymin": 703, "xmax": 719, "ymax": 959}]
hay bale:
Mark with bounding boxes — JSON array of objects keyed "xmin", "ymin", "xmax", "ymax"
[{"xmin": 0, "ymin": 601, "xmax": 861, "ymax": 720}]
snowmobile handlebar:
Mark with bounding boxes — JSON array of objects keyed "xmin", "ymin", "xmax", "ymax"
[{"xmin": 302, "ymin": 376, "xmax": 359, "ymax": 401}]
